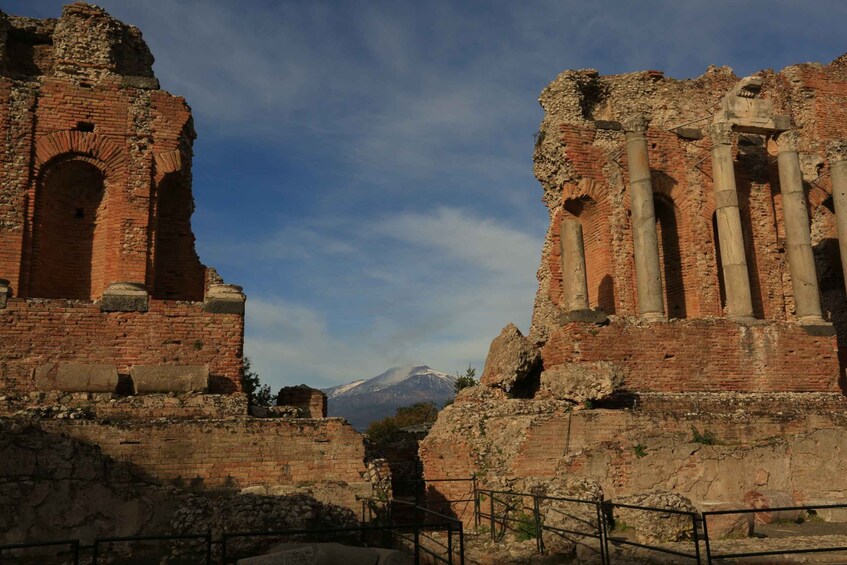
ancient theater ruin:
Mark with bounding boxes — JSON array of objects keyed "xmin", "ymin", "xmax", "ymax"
[
  {"xmin": 0, "ymin": 4, "xmax": 375, "ymax": 542},
  {"xmin": 422, "ymin": 57, "xmax": 847, "ymax": 517}
]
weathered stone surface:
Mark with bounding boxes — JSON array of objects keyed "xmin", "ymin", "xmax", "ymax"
[
  {"xmin": 0, "ymin": 278, "xmax": 9, "ymax": 308},
  {"xmin": 203, "ymin": 283, "xmax": 246, "ymax": 314},
  {"xmin": 236, "ymin": 547, "xmax": 314, "ymax": 565},
  {"xmin": 480, "ymin": 323, "xmax": 540, "ymax": 393},
  {"xmin": 130, "ymin": 365, "xmax": 209, "ymax": 394},
  {"xmin": 99, "ymin": 282, "xmax": 149, "ymax": 313},
  {"xmin": 277, "ymin": 385, "xmax": 326, "ymax": 418},
  {"xmin": 240, "ymin": 543, "xmax": 413, "ymax": 565},
  {"xmin": 539, "ymin": 362, "xmax": 621, "ymax": 402},
  {"xmin": 612, "ymin": 491, "xmax": 698, "ymax": 544},
  {"xmin": 743, "ymin": 489, "xmax": 802, "ymax": 525},
  {"xmin": 34, "ymin": 363, "xmax": 119, "ymax": 393},
  {"xmin": 700, "ymin": 502, "xmax": 752, "ymax": 540}
]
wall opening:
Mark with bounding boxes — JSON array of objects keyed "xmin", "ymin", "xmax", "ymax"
[
  {"xmin": 564, "ymin": 196, "xmax": 615, "ymax": 313},
  {"xmin": 30, "ymin": 160, "xmax": 106, "ymax": 300},
  {"xmin": 712, "ymin": 212, "xmax": 727, "ymax": 312},
  {"xmin": 153, "ymin": 174, "xmax": 205, "ymax": 301},
  {"xmin": 654, "ymin": 195, "xmax": 686, "ymax": 318}
]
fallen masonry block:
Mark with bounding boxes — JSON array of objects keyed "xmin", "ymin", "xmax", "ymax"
[
  {"xmin": 35, "ymin": 363, "xmax": 119, "ymax": 393},
  {"xmin": 130, "ymin": 365, "xmax": 209, "ymax": 394}
]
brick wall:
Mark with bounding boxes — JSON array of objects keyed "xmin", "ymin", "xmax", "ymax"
[
  {"xmin": 541, "ymin": 319, "xmax": 841, "ymax": 393},
  {"xmin": 37, "ymin": 417, "xmax": 372, "ymax": 509},
  {"xmin": 0, "ymin": 298, "xmax": 244, "ymax": 394}
]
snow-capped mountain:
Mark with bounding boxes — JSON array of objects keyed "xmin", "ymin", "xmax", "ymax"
[{"xmin": 323, "ymin": 366, "xmax": 457, "ymax": 430}]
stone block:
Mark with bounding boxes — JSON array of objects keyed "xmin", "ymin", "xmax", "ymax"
[
  {"xmin": 558, "ymin": 308, "xmax": 608, "ymax": 325},
  {"xmin": 0, "ymin": 278, "xmax": 9, "ymax": 309},
  {"xmin": 743, "ymin": 490, "xmax": 802, "ymax": 524},
  {"xmin": 277, "ymin": 385, "xmax": 326, "ymax": 417},
  {"xmin": 203, "ymin": 283, "xmax": 246, "ymax": 314},
  {"xmin": 700, "ymin": 502, "xmax": 752, "ymax": 539},
  {"xmin": 130, "ymin": 365, "xmax": 208, "ymax": 394},
  {"xmin": 540, "ymin": 362, "xmax": 622, "ymax": 402},
  {"xmin": 99, "ymin": 282, "xmax": 148, "ymax": 312},
  {"xmin": 34, "ymin": 363, "xmax": 119, "ymax": 392},
  {"xmin": 480, "ymin": 323, "xmax": 541, "ymax": 394}
]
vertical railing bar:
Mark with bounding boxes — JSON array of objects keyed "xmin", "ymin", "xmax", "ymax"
[
  {"xmin": 73, "ymin": 540, "xmax": 80, "ymax": 565},
  {"xmin": 414, "ymin": 526, "xmax": 420, "ymax": 565},
  {"xmin": 702, "ymin": 512, "xmax": 713, "ymax": 565},
  {"xmin": 220, "ymin": 534, "xmax": 227, "ymax": 565},
  {"xmin": 92, "ymin": 540, "xmax": 99, "ymax": 565},
  {"xmin": 533, "ymin": 494, "xmax": 544, "ymax": 554},
  {"xmin": 205, "ymin": 529, "xmax": 212, "ymax": 565},
  {"xmin": 692, "ymin": 513, "xmax": 702, "ymax": 564},
  {"xmin": 447, "ymin": 521, "xmax": 453, "ymax": 565},
  {"xmin": 489, "ymin": 492, "xmax": 495, "ymax": 541},
  {"xmin": 459, "ymin": 521, "xmax": 465, "ymax": 565}
]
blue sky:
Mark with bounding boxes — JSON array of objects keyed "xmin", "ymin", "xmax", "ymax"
[{"xmin": 7, "ymin": 0, "xmax": 847, "ymax": 389}]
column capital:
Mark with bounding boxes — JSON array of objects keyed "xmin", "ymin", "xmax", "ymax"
[
  {"xmin": 706, "ymin": 123, "xmax": 733, "ymax": 145},
  {"xmin": 827, "ymin": 140, "xmax": 847, "ymax": 163},
  {"xmin": 622, "ymin": 114, "xmax": 650, "ymax": 134},
  {"xmin": 776, "ymin": 130, "xmax": 801, "ymax": 153}
]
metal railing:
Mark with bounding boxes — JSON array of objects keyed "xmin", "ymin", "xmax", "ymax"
[
  {"xmin": 476, "ymin": 488, "xmax": 608, "ymax": 564},
  {"xmin": 8, "ymin": 487, "xmax": 847, "ymax": 564},
  {"xmin": 701, "ymin": 502, "xmax": 847, "ymax": 563},
  {"xmin": 603, "ymin": 500, "xmax": 701, "ymax": 563}
]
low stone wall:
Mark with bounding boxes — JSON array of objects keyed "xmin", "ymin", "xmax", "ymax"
[
  {"xmin": 420, "ymin": 390, "xmax": 847, "ymax": 523},
  {"xmin": 28, "ymin": 416, "xmax": 372, "ymax": 510},
  {"xmin": 541, "ymin": 319, "xmax": 842, "ymax": 393},
  {"xmin": 0, "ymin": 419, "xmax": 358, "ymax": 546},
  {"xmin": 0, "ymin": 391, "xmax": 250, "ymax": 419}
]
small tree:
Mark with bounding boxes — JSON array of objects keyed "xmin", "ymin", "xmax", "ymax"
[
  {"xmin": 241, "ymin": 357, "xmax": 273, "ymax": 406},
  {"xmin": 454, "ymin": 364, "xmax": 478, "ymax": 394}
]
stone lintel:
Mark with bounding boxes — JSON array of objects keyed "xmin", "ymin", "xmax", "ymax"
[
  {"xmin": 130, "ymin": 365, "xmax": 209, "ymax": 394},
  {"xmin": 203, "ymin": 283, "xmax": 246, "ymax": 315},
  {"xmin": 35, "ymin": 363, "xmax": 119, "ymax": 392},
  {"xmin": 100, "ymin": 281, "xmax": 148, "ymax": 312},
  {"xmin": 673, "ymin": 127, "xmax": 703, "ymax": 141}
]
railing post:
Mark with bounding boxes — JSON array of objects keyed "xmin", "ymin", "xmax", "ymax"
[
  {"xmin": 220, "ymin": 535, "xmax": 227, "ymax": 565},
  {"xmin": 205, "ymin": 530, "xmax": 212, "ymax": 565},
  {"xmin": 459, "ymin": 521, "xmax": 465, "ymax": 565},
  {"xmin": 473, "ymin": 477, "xmax": 479, "ymax": 528},
  {"xmin": 692, "ymin": 513, "xmax": 702, "ymax": 564},
  {"xmin": 599, "ymin": 498, "xmax": 610, "ymax": 565},
  {"xmin": 533, "ymin": 494, "xmax": 544, "ymax": 554},
  {"xmin": 489, "ymin": 493, "xmax": 495, "ymax": 540},
  {"xmin": 447, "ymin": 521, "xmax": 454, "ymax": 565},
  {"xmin": 92, "ymin": 540, "xmax": 99, "ymax": 565},
  {"xmin": 414, "ymin": 526, "xmax": 421, "ymax": 565},
  {"xmin": 72, "ymin": 540, "xmax": 80, "ymax": 565},
  {"xmin": 702, "ymin": 512, "xmax": 713, "ymax": 565}
]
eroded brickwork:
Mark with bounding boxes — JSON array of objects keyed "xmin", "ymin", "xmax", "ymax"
[
  {"xmin": 0, "ymin": 4, "xmax": 244, "ymax": 393},
  {"xmin": 530, "ymin": 59, "xmax": 847, "ymax": 391}
]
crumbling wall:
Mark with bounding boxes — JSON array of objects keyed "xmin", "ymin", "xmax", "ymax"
[
  {"xmin": 0, "ymin": 3, "xmax": 242, "ymax": 395},
  {"xmin": 421, "ymin": 391, "xmax": 847, "ymax": 522},
  {"xmin": 0, "ymin": 418, "xmax": 359, "ymax": 546},
  {"xmin": 531, "ymin": 59, "xmax": 847, "ymax": 345}
]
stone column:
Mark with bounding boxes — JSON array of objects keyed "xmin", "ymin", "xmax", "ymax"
[
  {"xmin": 560, "ymin": 218, "xmax": 590, "ymax": 312},
  {"xmin": 707, "ymin": 123, "xmax": 754, "ymax": 319},
  {"xmin": 623, "ymin": 115, "xmax": 665, "ymax": 320},
  {"xmin": 776, "ymin": 132, "xmax": 823, "ymax": 323},
  {"xmin": 827, "ymin": 140, "xmax": 847, "ymax": 298}
]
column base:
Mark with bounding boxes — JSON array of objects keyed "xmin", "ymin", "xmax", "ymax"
[
  {"xmin": 640, "ymin": 312, "xmax": 666, "ymax": 322},
  {"xmin": 797, "ymin": 315, "xmax": 829, "ymax": 327}
]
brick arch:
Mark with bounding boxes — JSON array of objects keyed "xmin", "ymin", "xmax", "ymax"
[{"xmin": 34, "ymin": 130, "xmax": 126, "ymax": 178}]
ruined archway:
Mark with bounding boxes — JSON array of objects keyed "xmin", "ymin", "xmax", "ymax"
[
  {"xmin": 29, "ymin": 159, "xmax": 107, "ymax": 299},
  {"xmin": 564, "ymin": 196, "xmax": 615, "ymax": 313}
]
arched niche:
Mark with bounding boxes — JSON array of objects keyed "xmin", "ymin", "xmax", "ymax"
[
  {"xmin": 29, "ymin": 158, "xmax": 108, "ymax": 299},
  {"xmin": 563, "ymin": 196, "xmax": 616, "ymax": 313}
]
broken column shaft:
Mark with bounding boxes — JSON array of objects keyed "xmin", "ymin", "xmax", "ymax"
[
  {"xmin": 828, "ymin": 140, "xmax": 847, "ymax": 299},
  {"xmin": 777, "ymin": 132, "xmax": 823, "ymax": 323},
  {"xmin": 623, "ymin": 115, "xmax": 665, "ymax": 320},
  {"xmin": 560, "ymin": 218, "xmax": 590, "ymax": 311},
  {"xmin": 707, "ymin": 123, "xmax": 754, "ymax": 319}
]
